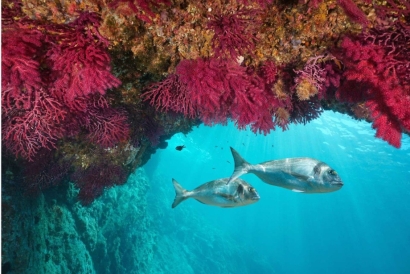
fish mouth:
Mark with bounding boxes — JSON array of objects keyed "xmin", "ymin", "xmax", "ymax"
[
  {"xmin": 331, "ymin": 181, "xmax": 344, "ymax": 186},
  {"xmin": 251, "ymin": 195, "xmax": 260, "ymax": 200}
]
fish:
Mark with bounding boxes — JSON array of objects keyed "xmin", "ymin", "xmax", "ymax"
[
  {"xmin": 227, "ymin": 147, "xmax": 344, "ymax": 193},
  {"xmin": 175, "ymin": 145, "xmax": 185, "ymax": 151},
  {"xmin": 171, "ymin": 177, "xmax": 260, "ymax": 208}
]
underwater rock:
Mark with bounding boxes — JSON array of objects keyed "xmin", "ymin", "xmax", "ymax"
[
  {"xmin": 1, "ymin": 169, "xmax": 154, "ymax": 274},
  {"xmin": 2, "ymin": 168, "xmax": 276, "ymax": 273}
]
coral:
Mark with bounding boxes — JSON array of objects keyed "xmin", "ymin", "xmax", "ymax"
[
  {"xmin": 2, "ymin": 89, "xmax": 67, "ymax": 161},
  {"xmin": 336, "ymin": 21, "xmax": 410, "ymax": 147},
  {"xmin": 289, "ymin": 95, "xmax": 323, "ymax": 125},
  {"xmin": 82, "ymin": 97, "xmax": 130, "ymax": 148},
  {"xmin": 1, "ymin": 7, "xmax": 128, "ymax": 161},
  {"xmin": 1, "ymin": 0, "xmax": 24, "ymax": 24},
  {"xmin": 1, "ymin": 27, "xmax": 44, "ymax": 110},
  {"xmin": 142, "ymin": 74, "xmax": 196, "ymax": 118},
  {"xmin": 47, "ymin": 12, "xmax": 121, "ymax": 109},
  {"xmin": 364, "ymin": 22, "xmax": 410, "ymax": 86},
  {"xmin": 85, "ymin": 107, "xmax": 130, "ymax": 148},
  {"xmin": 293, "ymin": 56, "xmax": 326, "ymax": 101},
  {"xmin": 322, "ymin": 61, "xmax": 342, "ymax": 91},
  {"xmin": 2, "ymin": 0, "xmax": 408, "ymax": 206},
  {"xmin": 256, "ymin": 0, "xmax": 354, "ymax": 68},
  {"xmin": 308, "ymin": 0, "xmax": 325, "ymax": 8},
  {"xmin": 259, "ymin": 60, "xmax": 278, "ymax": 85},
  {"xmin": 375, "ymin": 0, "xmax": 410, "ymax": 22},
  {"xmin": 366, "ymin": 92, "xmax": 403, "ymax": 148},
  {"xmin": 5, "ymin": 2, "xmax": 410, "ymax": 272},
  {"xmin": 109, "ymin": 0, "xmax": 171, "ymax": 23},
  {"xmin": 143, "ymin": 57, "xmax": 286, "ymax": 134},
  {"xmin": 336, "ymin": 0, "xmax": 369, "ymax": 26},
  {"xmin": 306, "ymin": 0, "xmax": 369, "ymax": 26},
  {"xmin": 207, "ymin": 7, "xmax": 262, "ymax": 59},
  {"xmin": 176, "ymin": 58, "xmax": 262, "ymax": 127},
  {"xmin": 293, "ymin": 54, "xmax": 342, "ymax": 101},
  {"xmin": 238, "ymin": 0, "xmax": 273, "ymax": 8},
  {"xmin": 273, "ymin": 107, "xmax": 291, "ymax": 130},
  {"xmin": 254, "ymin": 61, "xmax": 292, "ymax": 133},
  {"xmin": 295, "ymin": 78, "xmax": 319, "ymax": 101}
]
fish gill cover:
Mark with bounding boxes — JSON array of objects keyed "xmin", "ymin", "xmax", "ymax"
[{"xmin": 1, "ymin": 0, "xmax": 409, "ymax": 202}]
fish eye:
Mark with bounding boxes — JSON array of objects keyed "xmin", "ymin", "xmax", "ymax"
[
  {"xmin": 328, "ymin": 169, "xmax": 337, "ymax": 175},
  {"xmin": 248, "ymin": 187, "xmax": 255, "ymax": 192}
]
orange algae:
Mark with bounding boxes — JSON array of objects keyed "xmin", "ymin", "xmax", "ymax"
[{"xmin": 296, "ymin": 78, "xmax": 318, "ymax": 101}]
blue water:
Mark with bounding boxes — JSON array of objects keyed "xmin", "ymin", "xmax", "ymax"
[{"xmin": 144, "ymin": 111, "xmax": 410, "ymax": 274}]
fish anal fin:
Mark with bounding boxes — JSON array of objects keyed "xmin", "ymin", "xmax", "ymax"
[{"xmin": 292, "ymin": 189, "xmax": 304, "ymax": 193}]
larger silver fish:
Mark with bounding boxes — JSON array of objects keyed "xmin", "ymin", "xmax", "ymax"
[
  {"xmin": 227, "ymin": 147, "xmax": 344, "ymax": 193},
  {"xmin": 172, "ymin": 178, "xmax": 260, "ymax": 208}
]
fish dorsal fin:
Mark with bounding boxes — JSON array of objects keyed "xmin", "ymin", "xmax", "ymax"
[
  {"xmin": 227, "ymin": 147, "xmax": 251, "ymax": 184},
  {"xmin": 230, "ymin": 147, "xmax": 247, "ymax": 170}
]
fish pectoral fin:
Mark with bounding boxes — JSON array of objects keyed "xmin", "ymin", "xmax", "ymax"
[
  {"xmin": 216, "ymin": 192, "xmax": 237, "ymax": 202},
  {"xmin": 287, "ymin": 172, "xmax": 310, "ymax": 182}
]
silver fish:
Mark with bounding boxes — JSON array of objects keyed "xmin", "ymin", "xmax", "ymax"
[
  {"xmin": 172, "ymin": 178, "xmax": 260, "ymax": 208},
  {"xmin": 227, "ymin": 147, "xmax": 344, "ymax": 193}
]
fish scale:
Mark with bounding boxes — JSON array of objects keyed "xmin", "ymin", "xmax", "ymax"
[{"xmin": 227, "ymin": 147, "xmax": 344, "ymax": 193}]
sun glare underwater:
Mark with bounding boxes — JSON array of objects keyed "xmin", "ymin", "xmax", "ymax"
[{"xmin": 144, "ymin": 110, "xmax": 410, "ymax": 274}]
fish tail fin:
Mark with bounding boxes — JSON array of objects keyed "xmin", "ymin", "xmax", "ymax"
[
  {"xmin": 227, "ymin": 147, "xmax": 251, "ymax": 184},
  {"xmin": 172, "ymin": 179, "xmax": 189, "ymax": 208}
]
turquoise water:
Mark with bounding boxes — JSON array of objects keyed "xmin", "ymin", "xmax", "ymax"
[{"xmin": 144, "ymin": 111, "xmax": 410, "ymax": 274}]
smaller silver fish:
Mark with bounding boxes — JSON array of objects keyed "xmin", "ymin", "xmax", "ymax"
[
  {"xmin": 227, "ymin": 147, "xmax": 344, "ymax": 193},
  {"xmin": 172, "ymin": 178, "xmax": 260, "ymax": 208}
]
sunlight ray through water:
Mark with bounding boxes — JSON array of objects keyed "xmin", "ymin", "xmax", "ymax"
[{"xmin": 145, "ymin": 110, "xmax": 410, "ymax": 274}]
